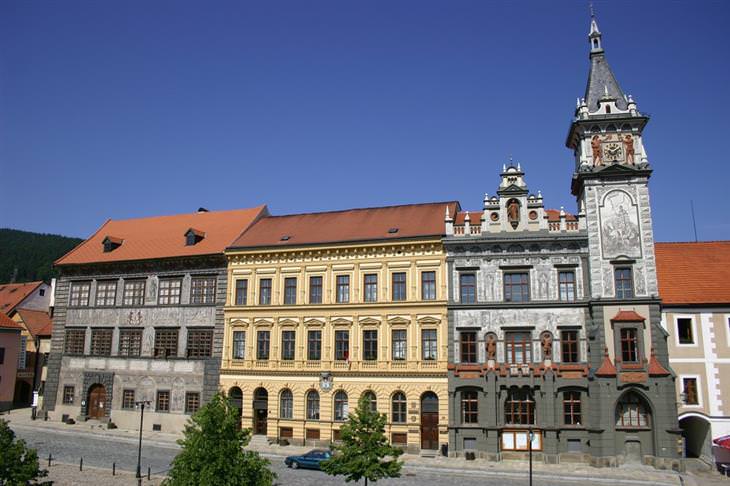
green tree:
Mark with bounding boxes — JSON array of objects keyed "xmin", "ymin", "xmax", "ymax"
[
  {"xmin": 322, "ymin": 395, "xmax": 403, "ymax": 485},
  {"xmin": 164, "ymin": 393, "xmax": 275, "ymax": 486},
  {"xmin": 0, "ymin": 419, "xmax": 50, "ymax": 486}
]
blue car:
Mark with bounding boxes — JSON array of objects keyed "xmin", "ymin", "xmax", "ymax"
[{"xmin": 284, "ymin": 449, "xmax": 333, "ymax": 470}]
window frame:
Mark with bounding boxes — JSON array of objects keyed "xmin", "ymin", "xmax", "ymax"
[
  {"xmin": 560, "ymin": 330, "xmax": 579, "ymax": 363},
  {"xmin": 190, "ymin": 276, "xmax": 217, "ymax": 305},
  {"xmin": 459, "ymin": 273, "xmax": 476, "ymax": 304},
  {"xmin": 362, "ymin": 329, "xmax": 378, "ymax": 361},
  {"xmin": 307, "ymin": 329, "xmax": 322, "ymax": 361},
  {"xmin": 619, "ymin": 327, "xmax": 640, "ymax": 363},
  {"xmin": 336, "ymin": 275, "xmax": 350, "ymax": 303},
  {"xmin": 615, "ymin": 392, "xmax": 650, "ymax": 429},
  {"xmin": 256, "ymin": 330, "xmax": 270, "ymax": 360},
  {"xmin": 334, "ymin": 330, "xmax": 349, "ymax": 361},
  {"xmin": 460, "ymin": 331, "xmax": 477, "ymax": 364},
  {"xmin": 156, "ymin": 390, "xmax": 170, "ymax": 413},
  {"xmin": 186, "ymin": 328, "xmax": 214, "ymax": 358},
  {"xmin": 280, "ymin": 389, "xmax": 293, "ymax": 419},
  {"xmin": 392, "ymin": 392, "xmax": 407, "ymax": 424},
  {"xmin": 122, "ymin": 389, "xmax": 136, "ymax": 410},
  {"xmin": 675, "ymin": 316, "xmax": 697, "ymax": 346},
  {"xmin": 391, "ymin": 272, "xmax": 407, "ymax": 301},
  {"xmin": 614, "ymin": 267, "xmax": 634, "ymax": 299},
  {"xmin": 158, "ymin": 278, "xmax": 182, "ymax": 306},
  {"xmin": 62, "ymin": 385, "xmax": 75, "ymax": 405},
  {"xmin": 563, "ymin": 391, "xmax": 582, "ymax": 426},
  {"xmin": 558, "ymin": 270, "xmax": 576, "ymax": 302},
  {"xmin": 306, "ymin": 390, "xmax": 320, "ymax": 420},
  {"xmin": 281, "ymin": 330, "xmax": 295, "ymax": 361},
  {"xmin": 503, "ymin": 272, "xmax": 530, "ymax": 303},
  {"xmin": 122, "ymin": 279, "xmax": 146, "ymax": 306},
  {"xmin": 64, "ymin": 328, "xmax": 86, "ymax": 355},
  {"xmin": 421, "ymin": 271, "xmax": 436, "ymax": 301},
  {"xmin": 461, "ymin": 390, "xmax": 479, "ymax": 424},
  {"xmin": 363, "ymin": 274, "xmax": 378, "ymax": 303},
  {"xmin": 69, "ymin": 281, "xmax": 91, "ymax": 307},
  {"xmin": 505, "ymin": 331, "xmax": 532, "ymax": 365},
  {"xmin": 185, "ymin": 392, "xmax": 201, "ymax": 414},
  {"xmin": 259, "ymin": 278, "xmax": 272, "ymax": 305},
  {"xmin": 95, "ymin": 280, "xmax": 117, "ymax": 307},
  {"xmin": 154, "ymin": 328, "xmax": 179, "ymax": 358},
  {"xmin": 681, "ymin": 375, "xmax": 702, "ymax": 407},
  {"xmin": 504, "ymin": 388, "xmax": 535, "ymax": 426},
  {"xmin": 284, "ymin": 277, "xmax": 297, "ymax": 305},
  {"xmin": 89, "ymin": 328, "xmax": 113, "ymax": 357},
  {"xmin": 118, "ymin": 328, "xmax": 143, "ymax": 357},
  {"xmin": 421, "ymin": 329, "xmax": 437, "ymax": 361},
  {"xmin": 391, "ymin": 329, "xmax": 407, "ymax": 361},
  {"xmin": 334, "ymin": 390, "xmax": 349, "ymax": 421},
  {"xmin": 234, "ymin": 279, "xmax": 248, "ymax": 306},
  {"xmin": 309, "ymin": 276, "xmax": 323, "ymax": 304},
  {"xmin": 232, "ymin": 330, "xmax": 246, "ymax": 359}
]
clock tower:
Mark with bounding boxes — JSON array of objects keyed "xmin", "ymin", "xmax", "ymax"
[{"xmin": 566, "ymin": 15, "xmax": 682, "ymax": 467}]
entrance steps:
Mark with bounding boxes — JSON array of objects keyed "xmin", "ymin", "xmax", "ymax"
[{"xmin": 249, "ymin": 434, "xmax": 271, "ymax": 449}]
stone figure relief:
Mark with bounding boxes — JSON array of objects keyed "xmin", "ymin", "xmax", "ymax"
[
  {"xmin": 600, "ymin": 190, "xmax": 641, "ymax": 259},
  {"xmin": 591, "ymin": 135, "xmax": 603, "ymax": 166},
  {"xmin": 602, "ymin": 264, "xmax": 614, "ymax": 297},
  {"xmin": 142, "ymin": 328, "xmax": 154, "ymax": 356},
  {"xmin": 139, "ymin": 377, "xmax": 155, "ymax": 404},
  {"xmin": 634, "ymin": 264, "xmax": 647, "ymax": 295},
  {"xmin": 623, "ymin": 135, "xmax": 635, "ymax": 164},
  {"xmin": 172, "ymin": 378, "xmax": 186, "ymax": 411},
  {"xmin": 485, "ymin": 273, "xmax": 495, "ymax": 301},
  {"xmin": 507, "ymin": 199, "xmax": 520, "ymax": 228},
  {"xmin": 485, "ymin": 333, "xmax": 497, "ymax": 360},
  {"xmin": 538, "ymin": 272, "xmax": 549, "ymax": 300},
  {"xmin": 541, "ymin": 332, "xmax": 553, "ymax": 360},
  {"xmin": 149, "ymin": 278, "xmax": 158, "ymax": 304}
]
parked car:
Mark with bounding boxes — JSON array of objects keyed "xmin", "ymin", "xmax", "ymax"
[{"xmin": 284, "ymin": 449, "xmax": 333, "ymax": 470}]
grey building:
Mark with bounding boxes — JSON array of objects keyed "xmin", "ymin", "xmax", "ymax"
[
  {"xmin": 44, "ymin": 206, "xmax": 266, "ymax": 432},
  {"xmin": 445, "ymin": 16, "xmax": 682, "ymax": 469}
]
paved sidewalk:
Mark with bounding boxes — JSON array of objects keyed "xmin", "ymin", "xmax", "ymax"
[{"xmin": 1, "ymin": 407, "xmax": 708, "ymax": 486}]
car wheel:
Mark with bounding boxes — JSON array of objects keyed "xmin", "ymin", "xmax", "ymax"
[{"xmin": 291, "ymin": 461, "xmax": 299, "ymax": 469}]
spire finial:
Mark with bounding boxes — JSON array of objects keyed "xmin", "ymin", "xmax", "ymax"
[
  {"xmin": 588, "ymin": 6, "xmax": 603, "ymax": 53},
  {"xmin": 589, "ymin": 2, "xmax": 594, "ymax": 18}
]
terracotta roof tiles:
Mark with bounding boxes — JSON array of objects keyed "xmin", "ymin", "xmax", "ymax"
[
  {"xmin": 15, "ymin": 308, "xmax": 52, "ymax": 337},
  {"xmin": 655, "ymin": 241, "xmax": 730, "ymax": 306},
  {"xmin": 0, "ymin": 282, "xmax": 43, "ymax": 314},
  {"xmin": 611, "ymin": 310, "xmax": 646, "ymax": 322},
  {"xmin": 0, "ymin": 312, "xmax": 22, "ymax": 330}
]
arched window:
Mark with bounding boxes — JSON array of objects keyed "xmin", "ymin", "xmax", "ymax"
[
  {"xmin": 362, "ymin": 391, "xmax": 377, "ymax": 413},
  {"xmin": 306, "ymin": 390, "xmax": 320, "ymax": 420},
  {"xmin": 334, "ymin": 391, "xmax": 348, "ymax": 421},
  {"xmin": 392, "ymin": 392, "xmax": 406, "ymax": 423},
  {"xmin": 616, "ymin": 392, "xmax": 650, "ymax": 428},
  {"xmin": 279, "ymin": 389, "xmax": 293, "ymax": 419},
  {"xmin": 461, "ymin": 390, "xmax": 478, "ymax": 424},
  {"xmin": 505, "ymin": 387, "xmax": 534, "ymax": 425}
]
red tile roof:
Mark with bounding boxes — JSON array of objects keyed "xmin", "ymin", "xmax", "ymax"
[
  {"xmin": 595, "ymin": 348, "xmax": 617, "ymax": 377},
  {"xmin": 648, "ymin": 349, "xmax": 671, "ymax": 376},
  {"xmin": 611, "ymin": 310, "xmax": 646, "ymax": 322},
  {"xmin": 655, "ymin": 241, "xmax": 730, "ymax": 306},
  {"xmin": 15, "ymin": 308, "xmax": 52, "ymax": 337},
  {"xmin": 0, "ymin": 282, "xmax": 43, "ymax": 314},
  {"xmin": 230, "ymin": 202, "xmax": 459, "ymax": 249},
  {"xmin": 56, "ymin": 206, "xmax": 268, "ymax": 265},
  {"xmin": 545, "ymin": 209, "xmax": 577, "ymax": 222},
  {"xmin": 0, "ymin": 311, "xmax": 22, "ymax": 330}
]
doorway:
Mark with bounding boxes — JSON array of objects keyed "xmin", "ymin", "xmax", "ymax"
[
  {"xmin": 420, "ymin": 392, "xmax": 439, "ymax": 450},
  {"xmin": 229, "ymin": 387, "xmax": 243, "ymax": 428},
  {"xmin": 87, "ymin": 384, "xmax": 107, "ymax": 419},
  {"xmin": 253, "ymin": 388, "xmax": 268, "ymax": 435},
  {"xmin": 680, "ymin": 416, "xmax": 712, "ymax": 462}
]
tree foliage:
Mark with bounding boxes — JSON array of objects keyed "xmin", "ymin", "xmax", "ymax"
[
  {"xmin": 321, "ymin": 396, "xmax": 403, "ymax": 486},
  {"xmin": 164, "ymin": 393, "xmax": 275, "ymax": 486},
  {"xmin": 0, "ymin": 419, "xmax": 50, "ymax": 486},
  {"xmin": 0, "ymin": 228, "xmax": 82, "ymax": 284}
]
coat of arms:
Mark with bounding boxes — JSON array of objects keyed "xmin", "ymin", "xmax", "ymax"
[{"xmin": 319, "ymin": 371, "xmax": 333, "ymax": 392}]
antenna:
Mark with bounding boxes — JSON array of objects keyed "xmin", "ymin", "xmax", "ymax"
[{"xmin": 690, "ymin": 200, "xmax": 698, "ymax": 242}]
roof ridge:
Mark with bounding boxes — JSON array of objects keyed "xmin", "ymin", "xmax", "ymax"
[
  {"xmin": 259, "ymin": 201, "xmax": 459, "ymax": 220},
  {"xmin": 656, "ymin": 240, "xmax": 730, "ymax": 245},
  {"xmin": 55, "ymin": 218, "xmax": 112, "ymax": 265},
  {"xmin": 101, "ymin": 206, "xmax": 264, "ymax": 224}
]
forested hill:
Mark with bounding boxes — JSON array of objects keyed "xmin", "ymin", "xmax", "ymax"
[{"xmin": 0, "ymin": 228, "xmax": 83, "ymax": 283}]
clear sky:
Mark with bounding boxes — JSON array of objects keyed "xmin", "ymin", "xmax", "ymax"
[{"xmin": 1, "ymin": 0, "xmax": 728, "ymax": 242}]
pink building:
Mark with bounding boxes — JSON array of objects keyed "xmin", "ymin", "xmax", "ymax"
[{"xmin": 0, "ymin": 312, "xmax": 22, "ymax": 412}]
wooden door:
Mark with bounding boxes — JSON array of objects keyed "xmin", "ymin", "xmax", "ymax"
[
  {"xmin": 420, "ymin": 413, "xmax": 439, "ymax": 450},
  {"xmin": 254, "ymin": 409, "xmax": 268, "ymax": 435},
  {"xmin": 87, "ymin": 384, "xmax": 106, "ymax": 419}
]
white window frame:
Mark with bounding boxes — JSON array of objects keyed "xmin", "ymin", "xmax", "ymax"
[
  {"xmin": 678, "ymin": 374, "xmax": 703, "ymax": 409},
  {"xmin": 674, "ymin": 314, "xmax": 698, "ymax": 348}
]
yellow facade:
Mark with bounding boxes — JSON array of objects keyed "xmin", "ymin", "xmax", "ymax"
[{"xmin": 220, "ymin": 239, "xmax": 449, "ymax": 451}]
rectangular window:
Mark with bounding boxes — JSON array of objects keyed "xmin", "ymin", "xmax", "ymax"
[
  {"xmin": 257, "ymin": 330, "xmax": 270, "ymax": 360},
  {"xmin": 191, "ymin": 276, "xmax": 216, "ymax": 304},
  {"xmin": 185, "ymin": 392, "xmax": 201, "ymax": 414},
  {"xmin": 156, "ymin": 390, "xmax": 170, "ymax": 413},
  {"xmin": 154, "ymin": 328, "xmax": 179, "ymax": 358},
  {"xmin": 392, "ymin": 272, "xmax": 406, "ymax": 301},
  {"xmin": 118, "ymin": 329, "xmax": 143, "ymax": 357},
  {"xmin": 505, "ymin": 332, "xmax": 532, "ymax": 364},
  {"xmin": 335, "ymin": 330, "xmax": 349, "ymax": 361},
  {"xmin": 392, "ymin": 432, "xmax": 407, "ymax": 445},
  {"xmin": 259, "ymin": 279, "xmax": 272, "ymax": 305},
  {"xmin": 421, "ymin": 271, "xmax": 436, "ymax": 300},
  {"xmin": 0, "ymin": 347, "xmax": 4, "ymax": 365},
  {"xmin": 64, "ymin": 329, "xmax": 86, "ymax": 355},
  {"xmin": 69, "ymin": 281, "xmax": 91, "ymax": 307},
  {"xmin": 18, "ymin": 336, "xmax": 27, "ymax": 369},
  {"xmin": 284, "ymin": 277, "xmax": 297, "ymax": 305},
  {"xmin": 614, "ymin": 267, "xmax": 634, "ymax": 299},
  {"xmin": 232, "ymin": 330, "xmax": 245, "ymax": 359},
  {"xmin": 460, "ymin": 273, "xmax": 476, "ymax": 303},
  {"xmin": 558, "ymin": 271, "xmax": 576, "ymax": 301},
  {"xmin": 363, "ymin": 330, "xmax": 377, "ymax": 361},
  {"xmin": 560, "ymin": 330, "xmax": 579, "ymax": 363},
  {"xmin": 307, "ymin": 330, "xmax": 321, "ymax": 360},
  {"xmin": 186, "ymin": 329, "xmax": 213, "ymax": 358},
  {"xmin": 422, "ymin": 329, "xmax": 437, "ymax": 361},
  {"xmin": 309, "ymin": 276, "xmax": 323, "ymax": 304},
  {"xmin": 123, "ymin": 280, "xmax": 145, "ymax": 306},
  {"xmin": 677, "ymin": 318, "xmax": 694, "ymax": 345},
  {"xmin": 281, "ymin": 330, "xmax": 295, "ymax": 360},
  {"xmin": 504, "ymin": 273, "xmax": 530, "ymax": 302},
  {"xmin": 461, "ymin": 390, "xmax": 478, "ymax": 424},
  {"xmin": 234, "ymin": 279, "xmax": 248, "ymax": 306},
  {"xmin": 563, "ymin": 391, "xmax": 582, "ymax": 425},
  {"xmin": 364, "ymin": 274, "xmax": 378, "ymax": 302},
  {"xmin": 95, "ymin": 280, "xmax": 117, "ymax": 306},
  {"xmin": 683, "ymin": 377, "xmax": 699, "ymax": 405},
  {"xmin": 158, "ymin": 278, "xmax": 182, "ymax": 305},
  {"xmin": 90, "ymin": 328, "xmax": 113, "ymax": 356},
  {"xmin": 620, "ymin": 328, "xmax": 639, "ymax": 363},
  {"xmin": 392, "ymin": 329, "xmax": 406, "ymax": 361},
  {"xmin": 460, "ymin": 331, "xmax": 477, "ymax": 363},
  {"xmin": 336, "ymin": 275, "xmax": 350, "ymax": 303},
  {"xmin": 62, "ymin": 385, "xmax": 75, "ymax": 405},
  {"xmin": 122, "ymin": 389, "xmax": 135, "ymax": 410}
]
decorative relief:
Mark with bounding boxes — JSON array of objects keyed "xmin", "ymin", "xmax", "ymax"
[
  {"xmin": 599, "ymin": 190, "xmax": 641, "ymax": 259},
  {"xmin": 454, "ymin": 308, "xmax": 584, "ymax": 335}
]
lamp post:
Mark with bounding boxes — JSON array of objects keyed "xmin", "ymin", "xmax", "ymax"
[
  {"xmin": 135, "ymin": 400, "xmax": 151, "ymax": 486},
  {"xmin": 523, "ymin": 395, "xmax": 535, "ymax": 486},
  {"xmin": 528, "ymin": 427, "xmax": 534, "ymax": 486}
]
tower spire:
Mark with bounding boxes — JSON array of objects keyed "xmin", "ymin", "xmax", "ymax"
[
  {"xmin": 588, "ymin": 7, "xmax": 603, "ymax": 54},
  {"xmin": 582, "ymin": 13, "xmax": 627, "ymax": 113}
]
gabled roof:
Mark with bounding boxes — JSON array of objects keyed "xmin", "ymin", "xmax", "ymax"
[
  {"xmin": 229, "ymin": 202, "xmax": 459, "ymax": 249},
  {"xmin": 655, "ymin": 241, "xmax": 730, "ymax": 306},
  {"xmin": 56, "ymin": 206, "xmax": 268, "ymax": 265},
  {"xmin": 15, "ymin": 308, "xmax": 52, "ymax": 337},
  {"xmin": 0, "ymin": 311, "xmax": 22, "ymax": 330},
  {"xmin": 585, "ymin": 52, "xmax": 627, "ymax": 113},
  {"xmin": 611, "ymin": 310, "xmax": 645, "ymax": 322},
  {"xmin": 0, "ymin": 281, "xmax": 44, "ymax": 315}
]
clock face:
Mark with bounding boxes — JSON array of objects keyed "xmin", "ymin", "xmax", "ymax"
[{"xmin": 602, "ymin": 142, "xmax": 624, "ymax": 162}]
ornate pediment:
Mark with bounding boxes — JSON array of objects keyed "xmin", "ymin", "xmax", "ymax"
[
  {"xmin": 229, "ymin": 318, "xmax": 249, "ymax": 327},
  {"xmin": 417, "ymin": 315, "xmax": 441, "ymax": 325},
  {"xmin": 304, "ymin": 317, "xmax": 326, "ymax": 326},
  {"xmin": 358, "ymin": 317, "xmax": 381, "ymax": 326},
  {"xmin": 278, "ymin": 318, "xmax": 299, "ymax": 327},
  {"xmin": 387, "ymin": 315, "xmax": 410, "ymax": 325},
  {"xmin": 253, "ymin": 318, "xmax": 274, "ymax": 326},
  {"xmin": 331, "ymin": 317, "xmax": 354, "ymax": 326}
]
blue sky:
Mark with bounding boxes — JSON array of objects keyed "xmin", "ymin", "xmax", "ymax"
[{"xmin": 1, "ymin": 1, "xmax": 728, "ymax": 242}]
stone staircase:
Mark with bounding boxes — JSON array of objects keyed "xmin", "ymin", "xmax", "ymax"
[{"xmin": 248, "ymin": 434, "xmax": 271, "ymax": 450}]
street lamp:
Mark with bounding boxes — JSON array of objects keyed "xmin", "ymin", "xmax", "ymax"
[
  {"xmin": 528, "ymin": 427, "xmax": 534, "ymax": 486},
  {"xmin": 523, "ymin": 396, "xmax": 535, "ymax": 486},
  {"xmin": 135, "ymin": 400, "xmax": 151, "ymax": 486}
]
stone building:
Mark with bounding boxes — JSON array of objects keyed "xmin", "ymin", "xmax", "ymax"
[
  {"xmin": 220, "ymin": 202, "xmax": 456, "ymax": 452},
  {"xmin": 43, "ymin": 206, "xmax": 266, "ymax": 432},
  {"xmin": 12, "ymin": 308, "xmax": 53, "ymax": 408},
  {"xmin": 656, "ymin": 241, "xmax": 730, "ymax": 464},
  {"xmin": 0, "ymin": 312, "xmax": 22, "ymax": 412},
  {"xmin": 445, "ymin": 16, "xmax": 681, "ymax": 468}
]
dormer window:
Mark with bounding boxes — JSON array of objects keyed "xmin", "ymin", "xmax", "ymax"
[
  {"xmin": 102, "ymin": 236, "xmax": 123, "ymax": 253},
  {"xmin": 185, "ymin": 228, "xmax": 205, "ymax": 246}
]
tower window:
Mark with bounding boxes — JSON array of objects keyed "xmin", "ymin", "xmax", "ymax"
[{"xmin": 677, "ymin": 318, "xmax": 694, "ymax": 345}]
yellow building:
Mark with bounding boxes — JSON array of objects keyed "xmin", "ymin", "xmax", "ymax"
[{"xmin": 220, "ymin": 202, "xmax": 457, "ymax": 453}]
